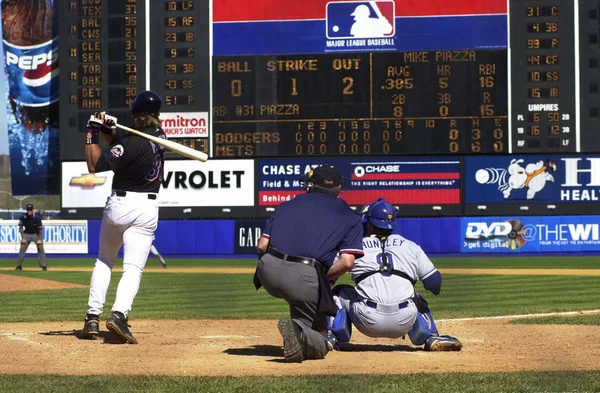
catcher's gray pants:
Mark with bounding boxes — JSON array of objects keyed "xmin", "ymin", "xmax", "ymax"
[
  {"xmin": 256, "ymin": 253, "xmax": 330, "ymax": 360},
  {"xmin": 336, "ymin": 286, "xmax": 418, "ymax": 338},
  {"xmin": 16, "ymin": 234, "xmax": 46, "ymax": 267}
]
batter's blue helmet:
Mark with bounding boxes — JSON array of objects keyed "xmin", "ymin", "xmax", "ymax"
[
  {"xmin": 131, "ymin": 90, "xmax": 162, "ymax": 118},
  {"xmin": 362, "ymin": 198, "xmax": 398, "ymax": 230}
]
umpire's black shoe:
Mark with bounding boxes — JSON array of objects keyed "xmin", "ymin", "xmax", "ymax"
[
  {"xmin": 106, "ymin": 311, "xmax": 138, "ymax": 344},
  {"xmin": 277, "ymin": 317, "xmax": 303, "ymax": 363},
  {"xmin": 81, "ymin": 314, "xmax": 99, "ymax": 339},
  {"xmin": 14, "ymin": 266, "xmax": 22, "ymax": 271},
  {"xmin": 41, "ymin": 266, "xmax": 47, "ymax": 271}
]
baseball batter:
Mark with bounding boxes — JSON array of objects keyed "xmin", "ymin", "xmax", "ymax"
[
  {"xmin": 80, "ymin": 90, "xmax": 166, "ymax": 344},
  {"xmin": 330, "ymin": 198, "xmax": 462, "ymax": 351}
]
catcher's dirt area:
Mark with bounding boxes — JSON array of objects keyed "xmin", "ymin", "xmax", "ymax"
[
  {"xmin": 0, "ymin": 269, "xmax": 599, "ymax": 376},
  {"xmin": 0, "ymin": 317, "xmax": 599, "ymax": 376}
]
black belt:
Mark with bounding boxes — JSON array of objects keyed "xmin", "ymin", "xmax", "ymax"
[
  {"xmin": 268, "ymin": 248, "xmax": 316, "ymax": 267},
  {"xmin": 115, "ymin": 190, "xmax": 157, "ymax": 200},
  {"xmin": 366, "ymin": 300, "xmax": 410, "ymax": 310}
]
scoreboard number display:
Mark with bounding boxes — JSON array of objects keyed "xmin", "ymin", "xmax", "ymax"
[
  {"xmin": 59, "ymin": 0, "xmax": 210, "ymax": 161},
  {"xmin": 60, "ymin": 0, "xmax": 600, "ymax": 161},
  {"xmin": 212, "ymin": 51, "xmax": 508, "ymax": 157}
]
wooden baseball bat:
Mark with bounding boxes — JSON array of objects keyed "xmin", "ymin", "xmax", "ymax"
[{"xmin": 99, "ymin": 112, "xmax": 208, "ymax": 162}]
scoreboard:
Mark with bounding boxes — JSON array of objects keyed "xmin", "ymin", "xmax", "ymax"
[
  {"xmin": 59, "ymin": 0, "xmax": 210, "ymax": 160},
  {"xmin": 59, "ymin": 0, "xmax": 600, "ymax": 160}
]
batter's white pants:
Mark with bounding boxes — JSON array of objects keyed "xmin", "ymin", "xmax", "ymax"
[{"xmin": 87, "ymin": 191, "xmax": 158, "ymax": 318}]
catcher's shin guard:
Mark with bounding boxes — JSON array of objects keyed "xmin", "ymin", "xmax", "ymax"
[
  {"xmin": 330, "ymin": 307, "xmax": 352, "ymax": 343},
  {"xmin": 408, "ymin": 311, "xmax": 439, "ymax": 346}
]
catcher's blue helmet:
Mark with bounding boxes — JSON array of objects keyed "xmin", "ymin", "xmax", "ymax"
[{"xmin": 361, "ymin": 198, "xmax": 398, "ymax": 230}]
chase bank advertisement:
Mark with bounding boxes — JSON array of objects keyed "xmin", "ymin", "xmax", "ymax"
[{"xmin": 461, "ymin": 216, "xmax": 600, "ymax": 253}]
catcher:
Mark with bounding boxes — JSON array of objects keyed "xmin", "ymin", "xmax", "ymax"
[{"xmin": 329, "ymin": 198, "xmax": 463, "ymax": 351}]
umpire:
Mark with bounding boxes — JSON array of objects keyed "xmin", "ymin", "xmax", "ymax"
[
  {"xmin": 15, "ymin": 204, "xmax": 47, "ymax": 271},
  {"xmin": 254, "ymin": 164, "xmax": 364, "ymax": 362}
]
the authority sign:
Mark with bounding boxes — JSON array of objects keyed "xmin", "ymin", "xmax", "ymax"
[{"xmin": 0, "ymin": 220, "xmax": 88, "ymax": 254}]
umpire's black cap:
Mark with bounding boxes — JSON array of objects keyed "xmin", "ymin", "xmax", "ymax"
[
  {"xmin": 302, "ymin": 164, "xmax": 344, "ymax": 188},
  {"xmin": 131, "ymin": 90, "xmax": 162, "ymax": 118},
  {"xmin": 26, "ymin": 203, "xmax": 33, "ymax": 211}
]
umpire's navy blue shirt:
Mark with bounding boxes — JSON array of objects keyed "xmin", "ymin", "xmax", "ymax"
[{"xmin": 262, "ymin": 191, "xmax": 364, "ymax": 269}]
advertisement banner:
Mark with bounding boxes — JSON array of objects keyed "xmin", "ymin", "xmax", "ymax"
[
  {"xmin": 159, "ymin": 112, "xmax": 209, "ymax": 139},
  {"xmin": 213, "ymin": 0, "xmax": 506, "ymax": 55},
  {"xmin": 61, "ymin": 162, "xmax": 115, "ymax": 208},
  {"xmin": 258, "ymin": 157, "xmax": 460, "ymax": 206},
  {"xmin": 2, "ymin": 0, "xmax": 60, "ymax": 195},
  {"xmin": 62, "ymin": 160, "xmax": 255, "ymax": 208},
  {"xmin": 234, "ymin": 219, "xmax": 267, "ymax": 254},
  {"xmin": 0, "ymin": 220, "xmax": 88, "ymax": 254},
  {"xmin": 460, "ymin": 216, "xmax": 600, "ymax": 253},
  {"xmin": 465, "ymin": 155, "xmax": 600, "ymax": 204}
]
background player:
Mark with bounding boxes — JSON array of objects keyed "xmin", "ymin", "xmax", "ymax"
[
  {"xmin": 150, "ymin": 244, "xmax": 167, "ymax": 268},
  {"xmin": 14, "ymin": 203, "xmax": 47, "ymax": 271},
  {"xmin": 80, "ymin": 91, "xmax": 166, "ymax": 344},
  {"xmin": 254, "ymin": 165, "xmax": 364, "ymax": 362},
  {"xmin": 330, "ymin": 198, "xmax": 462, "ymax": 351}
]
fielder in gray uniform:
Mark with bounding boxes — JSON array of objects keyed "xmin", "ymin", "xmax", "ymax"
[
  {"xmin": 330, "ymin": 198, "xmax": 462, "ymax": 351},
  {"xmin": 15, "ymin": 204, "xmax": 47, "ymax": 271}
]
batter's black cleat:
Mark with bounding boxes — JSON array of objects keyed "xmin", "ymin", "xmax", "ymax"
[
  {"xmin": 41, "ymin": 266, "xmax": 47, "ymax": 271},
  {"xmin": 277, "ymin": 317, "xmax": 303, "ymax": 362},
  {"xmin": 14, "ymin": 266, "xmax": 22, "ymax": 271},
  {"xmin": 81, "ymin": 314, "xmax": 99, "ymax": 339},
  {"xmin": 106, "ymin": 311, "xmax": 138, "ymax": 344},
  {"xmin": 424, "ymin": 334, "xmax": 463, "ymax": 352}
]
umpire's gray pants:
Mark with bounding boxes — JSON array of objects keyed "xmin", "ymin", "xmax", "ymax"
[
  {"xmin": 17, "ymin": 234, "xmax": 46, "ymax": 267},
  {"xmin": 256, "ymin": 253, "xmax": 329, "ymax": 359}
]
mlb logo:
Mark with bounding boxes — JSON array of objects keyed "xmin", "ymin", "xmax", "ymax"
[{"xmin": 326, "ymin": 1, "xmax": 395, "ymax": 39}]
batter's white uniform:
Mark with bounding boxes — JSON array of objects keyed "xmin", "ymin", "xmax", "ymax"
[
  {"xmin": 88, "ymin": 191, "xmax": 158, "ymax": 317},
  {"xmin": 336, "ymin": 234, "xmax": 438, "ymax": 338}
]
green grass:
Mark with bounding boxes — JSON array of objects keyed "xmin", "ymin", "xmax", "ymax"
[
  {"xmin": 3, "ymin": 255, "xmax": 600, "ymax": 269},
  {"xmin": 1, "ymin": 270, "xmax": 599, "ymax": 323},
  {"xmin": 0, "ymin": 257, "xmax": 259, "ymax": 268},
  {"xmin": 511, "ymin": 314, "xmax": 600, "ymax": 325},
  {"xmin": 430, "ymin": 256, "xmax": 600, "ymax": 269},
  {"xmin": 0, "ymin": 371, "xmax": 599, "ymax": 393}
]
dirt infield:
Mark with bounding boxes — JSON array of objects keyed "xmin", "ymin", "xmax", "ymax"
[
  {"xmin": 0, "ymin": 274, "xmax": 87, "ymax": 292},
  {"xmin": 1, "ymin": 269, "xmax": 598, "ymax": 377},
  {"xmin": 0, "ymin": 316, "xmax": 598, "ymax": 376}
]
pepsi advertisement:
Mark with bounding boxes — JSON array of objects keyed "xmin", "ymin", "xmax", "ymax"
[
  {"xmin": 461, "ymin": 216, "xmax": 600, "ymax": 253},
  {"xmin": 465, "ymin": 155, "xmax": 600, "ymax": 204},
  {"xmin": 1, "ymin": 0, "xmax": 60, "ymax": 195},
  {"xmin": 258, "ymin": 157, "xmax": 460, "ymax": 207}
]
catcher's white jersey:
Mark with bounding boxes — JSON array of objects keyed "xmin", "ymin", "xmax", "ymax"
[{"xmin": 350, "ymin": 234, "xmax": 438, "ymax": 304}]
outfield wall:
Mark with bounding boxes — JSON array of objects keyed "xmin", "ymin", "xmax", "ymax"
[{"xmin": 3, "ymin": 216, "xmax": 600, "ymax": 256}]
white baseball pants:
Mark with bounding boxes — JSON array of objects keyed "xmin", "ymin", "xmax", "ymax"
[{"xmin": 87, "ymin": 191, "xmax": 158, "ymax": 318}]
